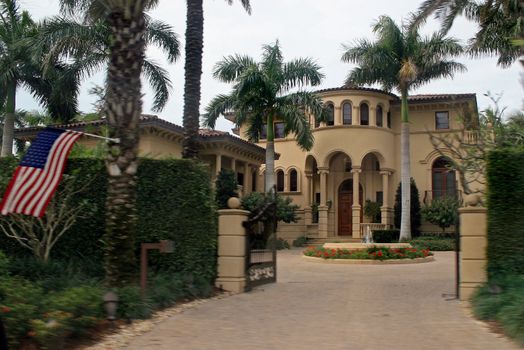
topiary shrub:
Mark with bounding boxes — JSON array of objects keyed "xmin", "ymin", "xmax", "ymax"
[
  {"xmin": 422, "ymin": 196, "xmax": 459, "ymax": 234},
  {"xmin": 215, "ymin": 169, "xmax": 238, "ymax": 209},
  {"xmin": 364, "ymin": 200, "xmax": 381, "ymax": 223},
  {"xmin": 393, "ymin": 178, "xmax": 422, "ymax": 236}
]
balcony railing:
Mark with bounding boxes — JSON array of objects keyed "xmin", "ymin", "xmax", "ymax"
[{"xmin": 423, "ymin": 190, "xmax": 463, "ymax": 205}]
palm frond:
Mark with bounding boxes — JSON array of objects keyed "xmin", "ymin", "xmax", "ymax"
[
  {"xmin": 142, "ymin": 58, "xmax": 172, "ymax": 112},
  {"xmin": 144, "ymin": 19, "xmax": 180, "ymax": 63},
  {"xmin": 225, "ymin": 0, "xmax": 252, "ymax": 14},
  {"xmin": 261, "ymin": 41, "xmax": 284, "ymax": 82},
  {"xmin": 213, "ymin": 54, "xmax": 256, "ymax": 82},
  {"xmin": 282, "ymin": 57, "xmax": 324, "ymax": 92},
  {"xmin": 202, "ymin": 93, "xmax": 237, "ymax": 128},
  {"xmin": 412, "ymin": 61, "xmax": 467, "ymax": 88}
]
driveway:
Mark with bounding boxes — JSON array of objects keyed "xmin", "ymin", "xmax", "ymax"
[{"xmin": 126, "ymin": 250, "xmax": 520, "ymax": 350}]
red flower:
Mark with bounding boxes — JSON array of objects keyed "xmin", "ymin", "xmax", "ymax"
[
  {"xmin": 377, "ymin": 251, "xmax": 383, "ymax": 257},
  {"xmin": 1, "ymin": 306, "xmax": 10, "ymax": 313}
]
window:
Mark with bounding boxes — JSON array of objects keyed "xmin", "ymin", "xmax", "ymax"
[
  {"xmin": 374, "ymin": 160, "xmax": 380, "ymax": 171},
  {"xmin": 344, "ymin": 158, "xmax": 352, "ymax": 173},
  {"xmin": 326, "ymin": 104, "xmax": 335, "ymax": 126},
  {"xmin": 343, "ymin": 102, "xmax": 352, "ymax": 125},
  {"xmin": 360, "ymin": 103, "xmax": 369, "ymax": 125},
  {"xmin": 387, "ymin": 112, "xmax": 391, "ymax": 128},
  {"xmin": 274, "ymin": 122, "xmax": 285, "ymax": 139},
  {"xmin": 376, "ymin": 105, "xmax": 383, "ymax": 127},
  {"xmin": 436, "ymin": 111, "xmax": 450, "ymax": 129},
  {"xmin": 260, "ymin": 124, "xmax": 267, "ymax": 139},
  {"xmin": 432, "ymin": 157, "xmax": 456, "ymax": 199},
  {"xmin": 276, "ymin": 170, "xmax": 285, "ymax": 192},
  {"xmin": 290, "ymin": 169, "xmax": 298, "ymax": 192},
  {"xmin": 376, "ymin": 191, "xmax": 383, "ymax": 206}
]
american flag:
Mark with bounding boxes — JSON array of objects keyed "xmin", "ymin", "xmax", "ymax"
[{"xmin": 0, "ymin": 128, "xmax": 81, "ymax": 217}]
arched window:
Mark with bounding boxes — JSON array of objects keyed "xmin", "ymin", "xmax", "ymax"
[
  {"xmin": 289, "ymin": 169, "xmax": 298, "ymax": 192},
  {"xmin": 251, "ymin": 170, "xmax": 257, "ymax": 192},
  {"xmin": 326, "ymin": 103, "xmax": 335, "ymax": 126},
  {"xmin": 432, "ymin": 157, "xmax": 456, "ymax": 199},
  {"xmin": 276, "ymin": 170, "xmax": 285, "ymax": 192},
  {"xmin": 376, "ymin": 105, "xmax": 383, "ymax": 127},
  {"xmin": 342, "ymin": 102, "xmax": 352, "ymax": 125},
  {"xmin": 387, "ymin": 112, "xmax": 391, "ymax": 128},
  {"xmin": 360, "ymin": 103, "xmax": 369, "ymax": 125}
]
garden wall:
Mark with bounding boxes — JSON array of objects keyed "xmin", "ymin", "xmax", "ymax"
[
  {"xmin": 0, "ymin": 157, "xmax": 217, "ymax": 282},
  {"xmin": 486, "ymin": 148, "xmax": 524, "ymax": 277}
]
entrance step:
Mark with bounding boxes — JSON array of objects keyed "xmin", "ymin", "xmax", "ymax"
[{"xmin": 306, "ymin": 237, "xmax": 361, "ymax": 246}]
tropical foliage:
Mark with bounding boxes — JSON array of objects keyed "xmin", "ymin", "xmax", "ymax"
[
  {"xmin": 204, "ymin": 41, "xmax": 325, "ymax": 191},
  {"xmin": 342, "ymin": 15, "xmax": 465, "ymax": 240},
  {"xmin": 413, "ymin": 0, "xmax": 523, "ymax": 67}
]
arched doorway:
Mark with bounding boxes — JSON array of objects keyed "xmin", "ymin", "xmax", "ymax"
[{"xmin": 338, "ymin": 179, "xmax": 363, "ymax": 236}]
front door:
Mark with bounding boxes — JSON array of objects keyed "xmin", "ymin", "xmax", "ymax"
[{"xmin": 338, "ymin": 192, "xmax": 352, "ymax": 235}]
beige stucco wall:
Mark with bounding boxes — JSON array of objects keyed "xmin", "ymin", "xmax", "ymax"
[{"xmin": 239, "ymin": 89, "xmax": 477, "ymax": 239}]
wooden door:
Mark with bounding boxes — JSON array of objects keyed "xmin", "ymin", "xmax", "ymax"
[{"xmin": 338, "ymin": 192, "xmax": 352, "ymax": 235}]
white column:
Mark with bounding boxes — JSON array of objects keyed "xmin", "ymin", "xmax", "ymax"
[
  {"xmin": 370, "ymin": 106, "xmax": 377, "ymax": 127},
  {"xmin": 304, "ymin": 171, "xmax": 313, "ymax": 225},
  {"xmin": 231, "ymin": 158, "xmax": 236, "ymax": 172},
  {"xmin": 317, "ymin": 167, "xmax": 329, "ymax": 238},
  {"xmin": 380, "ymin": 170, "xmax": 391, "ymax": 226},
  {"xmin": 215, "ymin": 154, "xmax": 222, "ymax": 177}
]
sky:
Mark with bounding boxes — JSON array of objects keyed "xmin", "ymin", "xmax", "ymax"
[{"xmin": 17, "ymin": 0, "xmax": 523, "ymax": 132}]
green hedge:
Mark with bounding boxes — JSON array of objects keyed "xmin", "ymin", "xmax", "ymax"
[
  {"xmin": 372, "ymin": 229, "xmax": 400, "ymax": 243},
  {"xmin": 486, "ymin": 149, "xmax": 524, "ymax": 277},
  {"xmin": 0, "ymin": 157, "xmax": 217, "ymax": 282}
]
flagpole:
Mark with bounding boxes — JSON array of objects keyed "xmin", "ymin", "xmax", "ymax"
[{"xmin": 72, "ymin": 130, "xmax": 120, "ymax": 143}]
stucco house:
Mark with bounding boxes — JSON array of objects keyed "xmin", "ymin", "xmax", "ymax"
[
  {"xmin": 230, "ymin": 86, "xmax": 477, "ymax": 242},
  {"xmin": 14, "ymin": 86, "xmax": 477, "ymax": 242}
]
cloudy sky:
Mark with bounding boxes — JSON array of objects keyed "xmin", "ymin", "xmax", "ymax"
[{"xmin": 18, "ymin": 0, "xmax": 523, "ymax": 132}]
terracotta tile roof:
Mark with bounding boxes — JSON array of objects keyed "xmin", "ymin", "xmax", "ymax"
[
  {"xmin": 405, "ymin": 93, "xmax": 476, "ymax": 102},
  {"xmin": 198, "ymin": 129, "xmax": 229, "ymax": 137},
  {"xmin": 315, "ymin": 85, "xmax": 399, "ymax": 99}
]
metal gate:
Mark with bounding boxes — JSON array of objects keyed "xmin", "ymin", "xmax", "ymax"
[{"xmin": 242, "ymin": 195, "xmax": 277, "ymax": 291}]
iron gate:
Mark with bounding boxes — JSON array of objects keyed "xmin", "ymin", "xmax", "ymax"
[{"xmin": 243, "ymin": 194, "xmax": 277, "ymax": 291}]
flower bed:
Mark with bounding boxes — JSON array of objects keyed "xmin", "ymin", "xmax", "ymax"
[{"xmin": 303, "ymin": 246, "xmax": 433, "ymax": 260}]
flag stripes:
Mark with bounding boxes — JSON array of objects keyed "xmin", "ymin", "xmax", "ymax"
[{"xmin": 0, "ymin": 129, "xmax": 81, "ymax": 217}]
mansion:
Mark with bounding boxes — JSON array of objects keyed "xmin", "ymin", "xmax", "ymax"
[{"xmin": 14, "ymin": 86, "xmax": 477, "ymax": 241}]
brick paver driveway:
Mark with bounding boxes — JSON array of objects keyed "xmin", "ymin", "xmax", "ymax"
[{"xmin": 127, "ymin": 250, "xmax": 520, "ymax": 350}]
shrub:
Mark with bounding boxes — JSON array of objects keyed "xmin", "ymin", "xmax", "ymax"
[
  {"xmin": 0, "ymin": 251, "xmax": 9, "ymax": 276},
  {"xmin": 393, "ymin": 178, "xmax": 422, "ymax": 236},
  {"xmin": 372, "ymin": 229, "xmax": 400, "ymax": 243},
  {"xmin": 147, "ymin": 273, "xmax": 184, "ymax": 309},
  {"xmin": 364, "ymin": 200, "xmax": 381, "ymax": 223},
  {"xmin": 472, "ymin": 275, "xmax": 524, "ymax": 346},
  {"xmin": 275, "ymin": 237, "xmax": 290, "ymax": 250},
  {"xmin": 487, "ymin": 148, "xmax": 524, "ymax": 276},
  {"xmin": 242, "ymin": 192, "xmax": 299, "ymax": 224},
  {"xmin": 422, "ymin": 197, "xmax": 459, "ymax": 233},
  {"xmin": 215, "ymin": 169, "xmax": 238, "ymax": 209},
  {"xmin": 292, "ymin": 236, "xmax": 308, "ymax": 247},
  {"xmin": 116, "ymin": 286, "xmax": 153, "ymax": 320},
  {"xmin": 409, "ymin": 237, "xmax": 456, "ymax": 251}
]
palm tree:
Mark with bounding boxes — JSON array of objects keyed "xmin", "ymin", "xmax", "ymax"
[
  {"xmin": 0, "ymin": 0, "xmax": 79, "ymax": 156},
  {"xmin": 59, "ymin": 0, "xmax": 158, "ymax": 287},
  {"xmin": 181, "ymin": 0, "xmax": 251, "ymax": 159},
  {"xmin": 342, "ymin": 16, "xmax": 465, "ymax": 240},
  {"xmin": 40, "ymin": 10, "xmax": 180, "ymax": 112},
  {"xmin": 412, "ymin": 0, "xmax": 522, "ymax": 67},
  {"xmin": 203, "ymin": 41, "xmax": 325, "ymax": 192}
]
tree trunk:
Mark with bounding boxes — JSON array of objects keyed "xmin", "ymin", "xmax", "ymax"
[
  {"xmin": 399, "ymin": 89, "xmax": 411, "ymax": 241},
  {"xmin": 103, "ymin": 5, "xmax": 146, "ymax": 288},
  {"xmin": 264, "ymin": 114, "xmax": 275, "ymax": 192},
  {"xmin": 1, "ymin": 82, "xmax": 16, "ymax": 157},
  {"xmin": 182, "ymin": 0, "xmax": 204, "ymax": 159}
]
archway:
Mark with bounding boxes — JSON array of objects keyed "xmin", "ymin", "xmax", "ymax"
[{"xmin": 338, "ymin": 179, "xmax": 363, "ymax": 236}]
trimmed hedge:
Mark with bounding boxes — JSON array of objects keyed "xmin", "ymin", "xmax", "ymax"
[
  {"xmin": 0, "ymin": 157, "xmax": 217, "ymax": 282},
  {"xmin": 372, "ymin": 229, "xmax": 400, "ymax": 243},
  {"xmin": 486, "ymin": 149, "xmax": 524, "ymax": 277}
]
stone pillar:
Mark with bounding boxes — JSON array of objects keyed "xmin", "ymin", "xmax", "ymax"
[
  {"xmin": 353, "ymin": 106, "xmax": 360, "ymax": 125},
  {"xmin": 318, "ymin": 167, "xmax": 329, "ymax": 238},
  {"xmin": 216, "ymin": 200, "xmax": 250, "ymax": 294},
  {"xmin": 243, "ymin": 163, "xmax": 251, "ymax": 196},
  {"xmin": 215, "ymin": 154, "xmax": 222, "ymax": 176},
  {"xmin": 334, "ymin": 106, "xmax": 342, "ymax": 125},
  {"xmin": 231, "ymin": 158, "xmax": 236, "ymax": 172},
  {"xmin": 370, "ymin": 106, "xmax": 377, "ymax": 127},
  {"xmin": 380, "ymin": 170, "xmax": 391, "ymax": 226},
  {"xmin": 459, "ymin": 205, "xmax": 488, "ymax": 301},
  {"xmin": 351, "ymin": 167, "xmax": 362, "ymax": 238},
  {"xmin": 304, "ymin": 171, "xmax": 313, "ymax": 225}
]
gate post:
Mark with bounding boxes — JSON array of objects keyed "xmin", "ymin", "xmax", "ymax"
[
  {"xmin": 216, "ymin": 198, "xmax": 250, "ymax": 293},
  {"xmin": 459, "ymin": 204, "xmax": 488, "ymax": 301}
]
